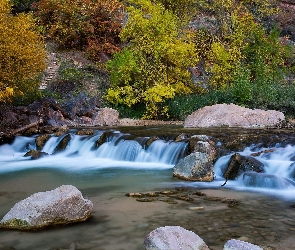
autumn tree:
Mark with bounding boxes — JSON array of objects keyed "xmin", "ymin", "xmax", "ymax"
[
  {"xmin": 0, "ymin": 0, "xmax": 46, "ymax": 103},
  {"xmin": 33, "ymin": 0, "xmax": 123, "ymax": 61},
  {"xmin": 106, "ymin": 0, "xmax": 198, "ymax": 119},
  {"xmin": 191, "ymin": 0, "xmax": 293, "ymax": 105}
]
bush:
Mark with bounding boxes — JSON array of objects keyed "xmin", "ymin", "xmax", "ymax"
[
  {"xmin": 106, "ymin": 0, "xmax": 198, "ymax": 119},
  {"xmin": 10, "ymin": 0, "xmax": 39, "ymax": 13},
  {"xmin": 0, "ymin": 0, "xmax": 46, "ymax": 103},
  {"xmin": 33, "ymin": 0, "xmax": 123, "ymax": 61}
]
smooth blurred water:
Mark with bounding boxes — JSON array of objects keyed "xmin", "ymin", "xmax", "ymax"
[{"xmin": 1, "ymin": 128, "xmax": 295, "ymax": 249}]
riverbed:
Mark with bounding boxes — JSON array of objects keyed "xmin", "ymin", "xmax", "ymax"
[{"xmin": 0, "ymin": 126, "xmax": 295, "ymax": 249}]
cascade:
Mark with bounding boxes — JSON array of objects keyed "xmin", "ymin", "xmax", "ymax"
[
  {"xmin": 1, "ymin": 129, "xmax": 295, "ymax": 198},
  {"xmin": 0, "ymin": 130, "xmax": 188, "ymax": 173}
]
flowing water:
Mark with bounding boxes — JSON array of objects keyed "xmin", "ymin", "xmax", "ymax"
[{"xmin": 0, "ymin": 127, "xmax": 295, "ymax": 249}]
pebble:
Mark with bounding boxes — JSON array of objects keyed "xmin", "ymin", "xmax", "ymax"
[{"xmin": 188, "ymin": 206, "xmax": 204, "ymax": 210}]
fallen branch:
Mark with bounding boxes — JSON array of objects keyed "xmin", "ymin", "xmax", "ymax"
[{"xmin": 221, "ymin": 178, "xmax": 228, "ymax": 187}]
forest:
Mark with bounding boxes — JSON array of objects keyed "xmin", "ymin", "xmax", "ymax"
[{"xmin": 1, "ymin": 0, "xmax": 295, "ymax": 121}]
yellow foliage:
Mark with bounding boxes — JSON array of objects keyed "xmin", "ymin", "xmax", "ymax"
[
  {"xmin": 0, "ymin": 0, "xmax": 46, "ymax": 102},
  {"xmin": 107, "ymin": 0, "xmax": 198, "ymax": 119}
]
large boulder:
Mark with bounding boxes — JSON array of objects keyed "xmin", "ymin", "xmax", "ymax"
[
  {"xmin": 0, "ymin": 185, "xmax": 93, "ymax": 230},
  {"xmin": 173, "ymin": 152, "xmax": 214, "ymax": 181},
  {"xmin": 184, "ymin": 104, "xmax": 285, "ymax": 128},
  {"xmin": 61, "ymin": 93, "xmax": 101, "ymax": 120},
  {"xmin": 144, "ymin": 226, "xmax": 210, "ymax": 250},
  {"xmin": 223, "ymin": 153, "xmax": 264, "ymax": 180},
  {"xmin": 92, "ymin": 107, "xmax": 119, "ymax": 126},
  {"xmin": 173, "ymin": 135, "xmax": 216, "ymax": 181}
]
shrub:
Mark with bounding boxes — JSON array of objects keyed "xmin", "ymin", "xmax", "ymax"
[
  {"xmin": 33, "ymin": 0, "xmax": 123, "ymax": 61},
  {"xmin": 0, "ymin": 0, "xmax": 46, "ymax": 103},
  {"xmin": 106, "ymin": 0, "xmax": 198, "ymax": 119}
]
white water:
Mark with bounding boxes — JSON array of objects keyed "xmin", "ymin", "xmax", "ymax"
[
  {"xmin": 187, "ymin": 144, "xmax": 295, "ymax": 200},
  {"xmin": 1, "ymin": 131, "xmax": 295, "ymax": 199},
  {"xmin": 0, "ymin": 130, "xmax": 187, "ymax": 173}
]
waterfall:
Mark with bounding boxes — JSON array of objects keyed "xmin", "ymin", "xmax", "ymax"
[
  {"xmin": 0, "ymin": 130, "xmax": 188, "ymax": 173},
  {"xmin": 205, "ymin": 144, "xmax": 295, "ymax": 199}
]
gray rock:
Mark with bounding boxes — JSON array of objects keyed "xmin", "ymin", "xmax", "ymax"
[
  {"xmin": 144, "ymin": 226, "xmax": 210, "ymax": 250},
  {"xmin": 173, "ymin": 152, "xmax": 214, "ymax": 181},
  {"xmin": 184, "ymin": 103, "xmax": 285, "ymax": 128},
  {"xmin": 223, "ymin": 153, "xmax": 264, "ymax": 180},
  {"xmin": 224, "ymin": 239, "xmax": 262, "ymax": 250},
  {"xmin": 0, "ymin": 185, "xmax": 93, "ymax": 230},
  {"xmin": 188, "ymin": 135, "xmax": 216, "ymax": 156},
  {"xmin": 92, "ymin": 107, "xmax": 119, "ymax": 126}
]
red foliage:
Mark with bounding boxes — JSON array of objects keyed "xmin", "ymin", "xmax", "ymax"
[{"xmin": 32, "ymin": 0, "xmax": 124, "ymax": 61}]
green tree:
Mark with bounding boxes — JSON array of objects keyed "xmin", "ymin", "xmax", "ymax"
[
  {"xmin": 0, "ymin": 0, "xmax": 46, "ymax": 103},
  {"xmin": 106, "ymin": 0, "xmax": 198, "ymax": 119},
  {"xmin": 194, "ymin": 0, "xmax": 292, "ymax": 104}
]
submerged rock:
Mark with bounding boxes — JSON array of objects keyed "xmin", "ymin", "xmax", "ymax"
[
  {"xmin": 0, "ymin": 185, "xmax": 93, "ymax": 230},
  {"xmin": 184, "ymin": 103, "xmax": 285, "ymax": 128},
  {"xmin": 24, "ymin": 150, "xmax": 48, "ymax": 160},
  {"xmin": 144, "ymin": 226, "xmax": 210, "ymax": 250},
  {"xmin": 223, "ymin": 153, "xmax": 264, "ymax": 180},
  {"xmin": 243, "ymin": 172, "xmax": 295, "ymax": 189},
  {"xmin": 224, "ymin": 239, "xmax": 262, "ymax": 250}
]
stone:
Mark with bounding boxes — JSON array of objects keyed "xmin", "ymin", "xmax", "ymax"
[
  {"xmin": 53, "ymin": 133, "xmax": 71, "ymax": 154},
  {"xmin": 24, "ymin": 150, "xmax": 49, "ymax": 160},
  {"xmin": 61, "ymin": 93, "xmax": 101, "ymax": 120},
  {"xmin": 76, "ymin": 129, "xmax": 94, "ymax": 136},
  {"xmin": 224, "ymin": 239, "xmax": 262, "ymax": 250},
  {"xmin": 92, "ymin": 108, "xmax": 119, "ymax": 126},
  {"xmin": 188, "ymin": 135, "xmax": 216, "ymax": 157},
  {"xmin": 144, "ymin": 226, "xmax": 210, "ymax": 250},
  {"xmin": 184, "ymin": 103, "xmax": 285, "ymax": 128},
  {"xmin": 0, "ymin": 185, "xmax": 93, "ymax": 230},
  {"xmin": 223, "ymin": 153, "xmax": 264, "ymax": 180},
  {"xmin": 173, "ymin": 152, "xmax": 214, "ymax": 181},
  {"xmin": 35, "ymin": 134, "xmax": 51, "ymax": 150}
]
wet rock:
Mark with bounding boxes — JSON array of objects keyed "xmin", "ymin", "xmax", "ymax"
[
  {"xmin": 24, "ymin": 150, "xmax": 49, "ymax": 160},
  {"xmin": 95, "ymin": 131, "xmax": 113, "ymax": 148},
  {"xmin": 76, "ymin": 129, "xmax": 94, "ymax": 136},
  {"xmin": 53, "ymin": 134, "xmax": 71, "ymax": 154},
  {"xmin": 35, "ymin": 134, "xmax": 51, "ymax": 150},
  {"xmin": 184, "ymin": 103, "xmax": 285, "ymax": 128},
  {"xmin": 54, "ymin": 125, "xmax": 69, "ymax": 137},
  {"xmin": 126, "ymin": 192, "xmax": 145, "ymax": 198},
  {"xmin": 224, "ymin": 239, "xmax": 262, "ymax": 250},
  {"xmin": 222, "ymin": 199, "xmax": 241, "ymax": 207},
  {"xmin": 0, "ymin": 185, "xmax": 93, "ymax": 230},
  {"xmin": 223, "ymin": 153, "xmax": 264, "ymax": 180},
  {"xmin": 145, "ymin": 136, "xmax": 159, "ymax": 148},
  {"xmin": 136, "ymin": 198, "xmax": 157, "ymax": 202},
  {"xmin": 144, "ymin": 226, "xmax": 210, "ymax": 250},
  {"xmin": 174, "ymin": 135, "xmax": 216, "ymax": 182},
  {"xmin": 173, "ymin": 152, "xmax": 214, "ymax": 181},
  {"xmin": 188, "ymin": 135, "xmax": 216, "ymax": 158}
]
